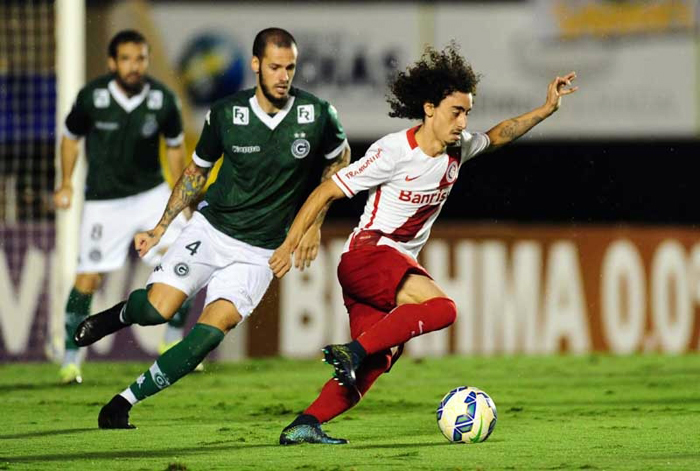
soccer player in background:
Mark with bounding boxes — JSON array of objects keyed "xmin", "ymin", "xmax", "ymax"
[
  {"xmin": 73, "ymin": 28, "xmax": 351, "ymax": 429},
  {"xmin": 270, "ymin": 43, "xmax": 578, "ymax": 444},
  {"xmin": 54, "ymin": 30, "xmax": 194, "ymax": 385}
]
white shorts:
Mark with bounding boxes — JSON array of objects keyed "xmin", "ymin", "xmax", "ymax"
[
  {"xmin": 77, "ymin": 183, "xmax": 187, "ymax": 273},
  {"xmin": 147, "ymin": 212, "xmax": 274, "ymax": 319}
]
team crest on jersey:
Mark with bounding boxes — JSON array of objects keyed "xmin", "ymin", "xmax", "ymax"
[
  {"xmin": 147, "ymin": 90, "xmax": 163, "ymax": 109},
  {"xmin": 93, "ymin": 89, "xmax": 110, "ymax": 108},
  {"xmin": 446, "ymin": 160, "xmax": 459, "ymax": 183},
  {"xmin": 233, "ymin": 106, "xmax": 249, "ymax": 125},
  {"xmin": 141, "ymin": 114, "xmax": 159, "ymax": 137},
  {"xmin": 174, "ymin": 262, "xmax": 190, "ymax": 277},
  {"xmin": 297, "ymin": 105, "xmax": 314, "ymax": 124},
  {"xmin": 291, "ymin": 136, "xmax": 311, "ymax": 159}
]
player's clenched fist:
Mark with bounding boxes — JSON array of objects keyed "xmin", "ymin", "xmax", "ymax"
[
  {"xmin": 53, "ymin": 185, "xmax": 73, "ymax": 209},
  {"xmin": 134, "ymin": 228, "xmax": 163, "ymax": 258}
]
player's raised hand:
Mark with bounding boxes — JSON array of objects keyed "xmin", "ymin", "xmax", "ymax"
[
  {"xmin": 544, "ymin": 71, "xmax": 578, "ymax": 114},
  {"xmin": 134, "ymin": 228, "xmax": 163, "ymax": 258},
  {"xmin": 294, "ymin": 225, "xmax": 321, "ymax": 271},
  {"xmin": 53, "ymin": 185, "xmax": 73, "ymax": 209},
  {"xmin": 270, "ymin": 243, "xmax": 293, "ymax": 278}
]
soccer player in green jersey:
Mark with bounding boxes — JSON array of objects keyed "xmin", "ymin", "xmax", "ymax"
[
  {"xmin": 73, "ymin": 28, "xmax": 351, "ymax": 430},
  {"xmin": 54, "ymin": 30, "xmax": 194, "ymax": 385}
]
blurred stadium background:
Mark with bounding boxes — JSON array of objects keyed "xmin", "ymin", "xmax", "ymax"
[{"xmin": 1, "ymin": 0, "xmax": 699, "ymax": 365}]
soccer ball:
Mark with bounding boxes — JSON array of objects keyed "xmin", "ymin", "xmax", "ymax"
[{"xmin": 436, "ymin": 386, "xmax": 497, "ymax": 444}]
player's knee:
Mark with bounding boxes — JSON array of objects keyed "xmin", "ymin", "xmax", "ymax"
[
  {"xmin": 74, "ymin": 273, "xmax": 103, "ymax": 294},
  {"xmin": 197, "ymin": 299, "xmax": 243, "ymax": 333},
  {"xmin": 146, "ymin": 292, "xmax": 176, "ymax": 320},
  {"xmin": 146, "ymin": 284, "xmax": 187, "ymax": 320},
  {"xmin": 433, "ymin": 297, "xmax": 457, "ymax": 327}
]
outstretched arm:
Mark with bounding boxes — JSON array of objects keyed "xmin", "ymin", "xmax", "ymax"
[
  {"xmin": 486, "ymin": 72, "xmax": 578, "ymax": 149},
  {"xmin": 270, "ymin": 179, "xmax": 347, "ymax": 278},
  {"xmin": 294, "ymin": 145, "xmax": 351, "ymax": 270},
  {"xmin": 134, "ymin": 160, "xmax": 209, "ymax": 257}
]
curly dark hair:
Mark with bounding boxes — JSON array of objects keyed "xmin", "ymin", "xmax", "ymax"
[{"xmin": 387, "ymin": 42, "xmax": 481, "ymax": 120}]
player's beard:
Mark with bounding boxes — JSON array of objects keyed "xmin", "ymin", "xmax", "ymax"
[
  {"xmin": 258, "ymin": 69, "xmax": 289, "ymax": 110},
  {"xmin": 115, "ymin": 72, "xmax": 145, "ymax": 96}
]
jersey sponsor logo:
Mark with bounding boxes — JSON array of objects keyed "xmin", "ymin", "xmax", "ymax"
[
  {"xmin": 233, "ymin": 106, "xmax": 249, "ymax": 125},
  {"xmin": 93, "ymin": 89, "xmax": 110, "ymax": 108},
  {"xmin": 398, "ymin": 188, "xmax": 451, "ymax": 205},
  {"xmin": 147, "ymin": 90, "xmax": 163, "ymax": 109},
  {"xmin": 344, "ymin": 148, "xmax": 382, "ymax": 179},
  {"xmin": 291, "ymin": 138, "xmax": 311, "ymax": 159},
  {"xmin": 141, "ymin": 114, "xmax": 159, "ymax": 137},
  {"xmin": 232, "ymin": 145, "xmax": 261, "ymax": 153},
  {"xmin": 405, "ymin": 174, "xmax": 420, "ymax": 182},
  {"xmin": 446, "ymin": 160, "xmax": 459, "ymax": 183},
  {"xmin": 297, "ymin": 104, "xmax": 315, "ymax": 124},
  {"xmin": 95, "ymin": 121, "xmax": 119, "ymax": 131}
]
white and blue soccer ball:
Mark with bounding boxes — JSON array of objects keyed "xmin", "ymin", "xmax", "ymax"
[{"xmin": 436, "ymin": 386, "xmax": 497, "ymax": 444}]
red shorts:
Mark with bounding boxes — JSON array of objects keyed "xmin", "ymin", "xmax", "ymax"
[
  {"xmin": 337, "ymin": 245, "xmax": 431, "ymax": 316},
  {"xmin": 338, "ymin": 245, "xmax": 430, "ymax": 370}
]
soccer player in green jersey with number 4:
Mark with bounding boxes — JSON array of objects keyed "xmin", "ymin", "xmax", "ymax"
[{"xmin": 73, "ymin": 28, "xmax": 351, "ymax": 430}]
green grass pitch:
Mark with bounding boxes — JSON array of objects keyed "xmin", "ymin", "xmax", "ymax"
[{"xmin": 1, "ymin": 355, "xmax": 699, "ymax": 470}]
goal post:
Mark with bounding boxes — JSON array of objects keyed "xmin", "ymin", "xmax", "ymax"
[{"xmin": 48, "ymin": 0, "xmax": 86, "ymax": 360}]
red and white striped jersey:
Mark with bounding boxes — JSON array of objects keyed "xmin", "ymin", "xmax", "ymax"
[{"xmin": 331, "ymin": 126, "xmax": 490, "ymax": 259}]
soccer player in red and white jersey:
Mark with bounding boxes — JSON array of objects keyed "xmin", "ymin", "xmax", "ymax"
[{"xmin": 271, "ymin": 44, "xmax": 578, "ymax": 444}]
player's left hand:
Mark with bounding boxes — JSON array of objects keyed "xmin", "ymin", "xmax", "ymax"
[
  {"xmin": 269, "ymin": 243, "xmax": 293, "ymax": 278},
  {"xmin": 294, "ymin": 225, "xmax": 321, "ymax": 271},
  {"xmin": 544, "ymin": 71, "xmax": 578, "ymax": 114}
]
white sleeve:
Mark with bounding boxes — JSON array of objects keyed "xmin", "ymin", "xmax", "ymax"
[
  {"xmin": 460, "ymin": 131, "xmax": 490, "ymax": 164},
  {"xmin": 331, "ymin": 141, "xmax": 396, "ymax": 198}
]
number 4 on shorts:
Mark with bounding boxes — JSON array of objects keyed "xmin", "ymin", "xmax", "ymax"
[{"xmin": 185, "ymin": 241, "xmax": 201, "ymax": 256}]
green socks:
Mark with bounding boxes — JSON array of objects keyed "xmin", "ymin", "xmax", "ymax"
[
  {"xmin": 121, "ymin": 289, "xmax": 167, "ymax": 326},
  {"xmin": 64, "ymin": 288, "xmax": 92, "ymax": 351},
  {"xmin": 125, "ymin": 324, "xmax": 225, "ymax": 402}
]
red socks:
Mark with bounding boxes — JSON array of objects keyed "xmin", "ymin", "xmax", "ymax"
[
  {"xmin": 357, "ymin": 297, "xmax": 457, "ymax": 355},
  {"xmin": 304, "ymin": 351, "xmax": 392, "ymax": 423},
  {"xmin": 303, "ymin": 297, "xmax": 457, "ymax": 424}
]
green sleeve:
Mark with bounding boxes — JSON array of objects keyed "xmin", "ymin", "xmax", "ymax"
[
  {"xmin": 162, "ymin": 92, "xmax": 184, "ymax": 141},
  {"xmin": 320, "ymin": 102, "xmax": 347, "ymax": 159},
  {"xmin": 64, "ymin": 88, "xmax": 91, "ymax": 138},
  {"xmin": 193, "ymin": 108, "xmax": 223, "ymax": 165}
]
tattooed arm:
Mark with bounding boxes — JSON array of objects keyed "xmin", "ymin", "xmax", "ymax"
[
  {"xmin": 486, "ymin": 72, "xmax": 578, "ymax": 150},
  {"xmin": 293, "ymin": 145, "xmax": 351, "ymax": 270},
  {"xmin": 134, "ymin": 160, "xmax": 209, "ymax": 257}
]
